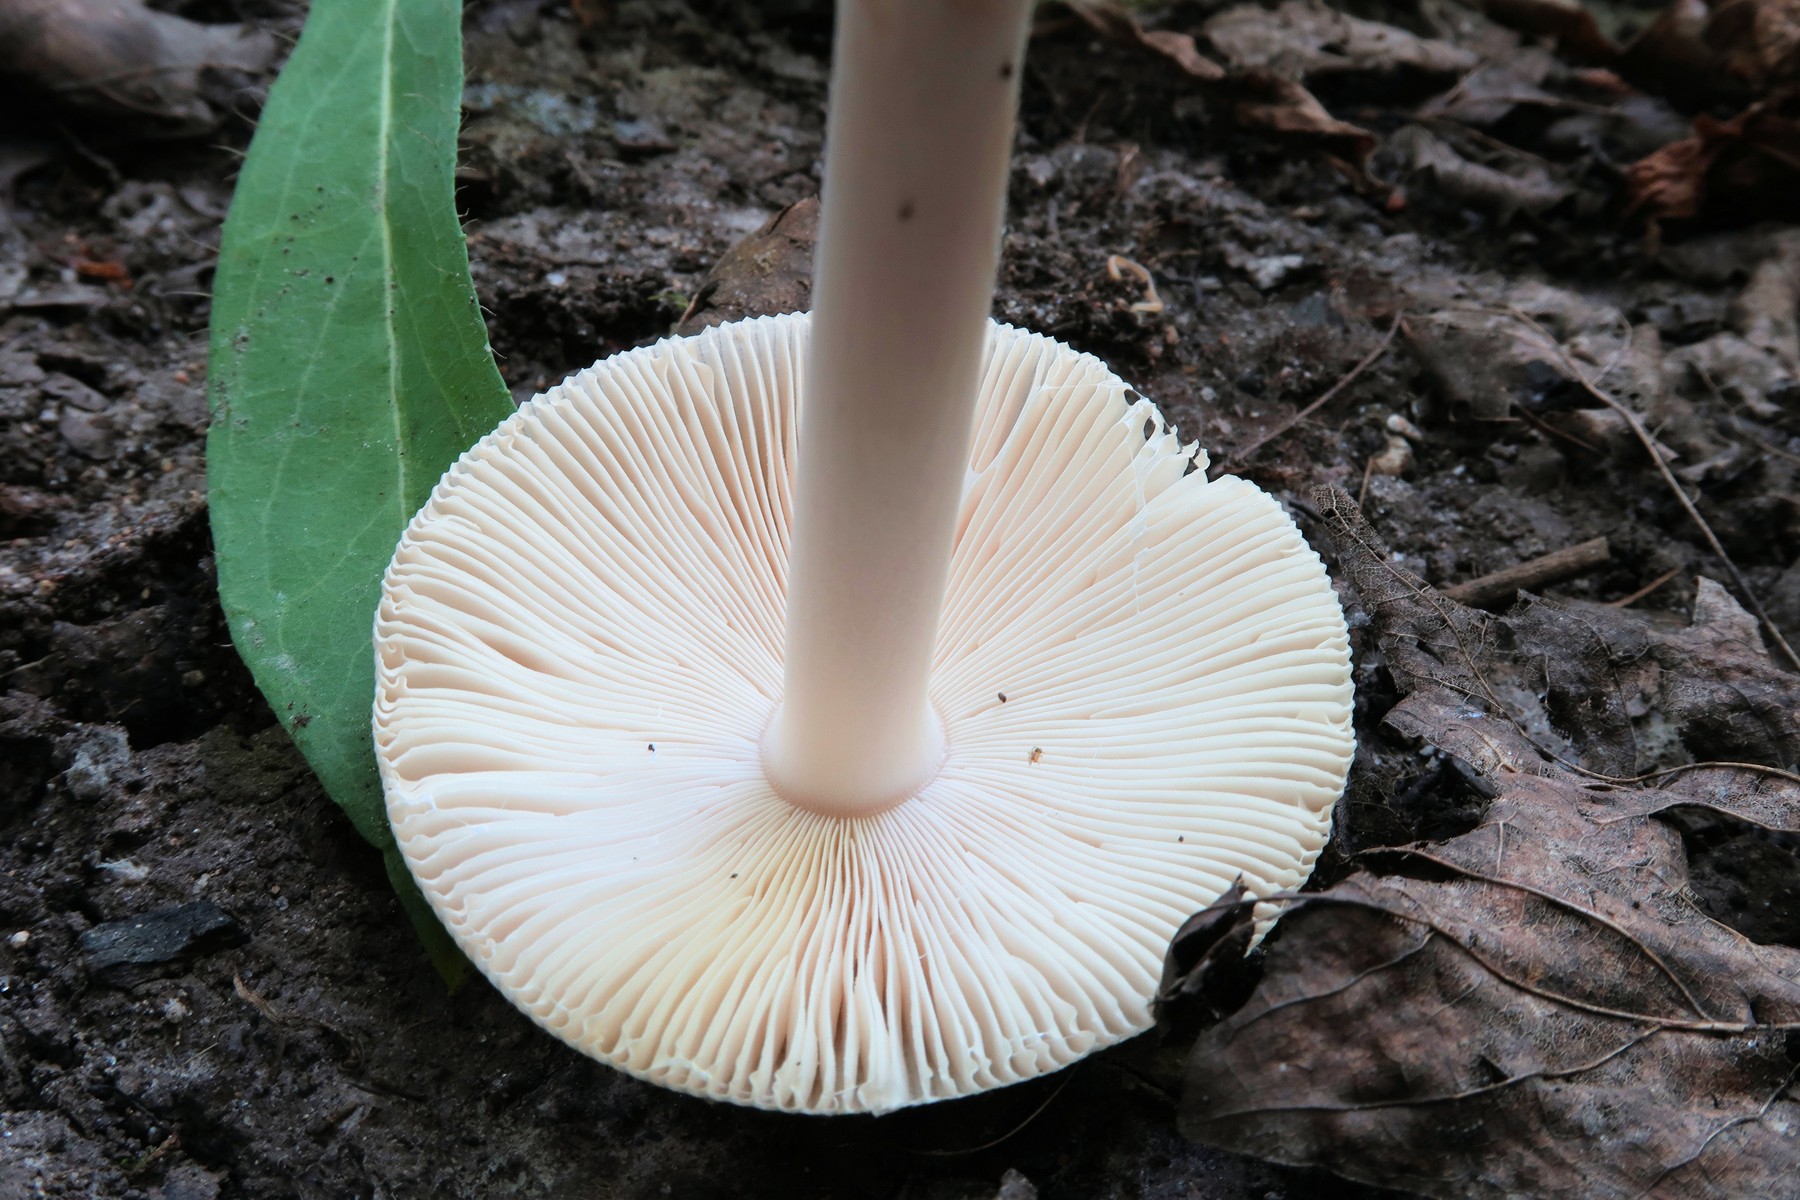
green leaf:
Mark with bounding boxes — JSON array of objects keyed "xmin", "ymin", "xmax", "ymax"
[{"xmin": 207, "ymin": 0, "xmax": 511, "ymax": 982}]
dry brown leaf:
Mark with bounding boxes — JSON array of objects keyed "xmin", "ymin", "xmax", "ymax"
[
  {"xmin": 1416, "ymin": 52, "xmax": 1562, "ymax": 128},
  {"xmin": 1061, "ymin": 1, "xmax": 1376, "ymax": 163},
  {"xmin": 674, "ymin": 196, "xmax": 818, "ymax": 336},
  {"xmin": 1417, "ymin": 51, "xmax": 1690, "ymax": 161},
  {"xmin": 1482, "ymin": 0, "xmax": 1622, "ymax": 62},
  {"xmin": 1168, "ymin": 489, "xmax": 1800, "ymax": 1199},
  {"xmin": 1179, "ymin": 775, "xmax": 1800, "ymax": 1200},
  {"xmin": 1155, "ymin": 880, "xmax": 1258, "ymax": 1040},
  {"xmin": 1404, "ymin": 305, "xmax": 1580, "ymax": 420},
  {"xmin": 1627, "ymin": 94, "xmax": 1800, "ymax": 230},
  {"xmin": 1202, "ymin": 0, "xmax": 1477, "ymax": 96},
  {"xmin": 1063, "ymin": 0, "xmax": 1223, "ymax": 81},
  {"xmin": 1626, "ymin": 0, "xmax": 1732, "ymax": 105},
  {"xmin": 1625, "ymin": 0, "xmax": 1800, "ymax": 105},
  {"xmin": 1325, "ymin": 492, "xmax": 1800, "ymax": 774},
  {"xmin": 1227, "ymin": 69, "xmax": 1380, "ymax": 162},
  {"xmin": 1389, "ymin": 125, "xmax": 1576, "ymax": 220}
]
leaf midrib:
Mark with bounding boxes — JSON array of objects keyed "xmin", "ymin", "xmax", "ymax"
[
  {"xmin": 250, "ymin": 0, "xmax": 407, "ymax": 705},
  {"xmin": 377, "ymin": 0, "xmax": 411, "ymax": 518}
]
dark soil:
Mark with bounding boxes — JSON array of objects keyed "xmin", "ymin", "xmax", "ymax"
[{"xmin": 2, "ymin": 1, "xmax": 1796, "ymax": 1198}]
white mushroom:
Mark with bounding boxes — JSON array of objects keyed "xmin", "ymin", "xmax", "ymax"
[{"xmin": 374, "ymin": 0, "xmax": 1353, "ymax": 1115}]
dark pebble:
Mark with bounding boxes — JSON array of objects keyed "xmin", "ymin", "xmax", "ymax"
[{"xmin": 79, "ymin": 902, "xmax": 244, "ymax": 984}]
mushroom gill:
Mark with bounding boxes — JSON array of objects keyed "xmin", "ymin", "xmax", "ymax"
[{"xmin": 374, "ymin": 313, "xmax": 1354, "ymax": 1114}]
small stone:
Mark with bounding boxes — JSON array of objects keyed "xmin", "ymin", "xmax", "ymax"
[
  {"xmin": 79, "ymin": 901, "xmax": 244, "ymax": 985},
  {"xmin": 6, "ymin": 930, "xmax": 27, "ymax": 949},
  {"xmin": 61, "ymin": 726, "xmax": 130, "ymax": 801},
  {"xmin": 612, "ymin": 118, "xmax": 675, "ymax": 155},
  {"xmin": 42, "ymin": 372, "xmax": 109, "ymax": 412},
  {"xmin": 58, "ymin": 407, "xmax": 117, "ymax": 459},
  {"xmin": 152, "ymin": 1163, "xmax": 222, "ymax": 1200},
  {"xmin": 1368, "ymin": 434, "xmax": 1414, "ymax": 477},
  {"xmin": 996, "ymin": 1169, "xmax": 1038, "ymax": 1200},
  {"xmin": 98, "ymin": 859, "xmax": 150, "ymax": 883},
  {"xmin": 0, "ymin": 351, "xmax": 46, "ymax": 387},
  {"xmin": 1385, "ymin": 412, "xmax": 1426, "ymax": 443},
  {"xmin": 1242, "ymin": 254, "xmax": 1305, "ymax": 291}
]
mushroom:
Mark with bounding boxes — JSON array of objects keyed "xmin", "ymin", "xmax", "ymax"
[{"xmin": 374, "ymin": 0, "xmax": 1353, "ymax": 1114}]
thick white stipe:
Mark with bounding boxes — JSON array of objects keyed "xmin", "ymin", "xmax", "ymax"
[{"xmin": 767, "ymin": 0, "xmax": 1036, "ymax": 816}]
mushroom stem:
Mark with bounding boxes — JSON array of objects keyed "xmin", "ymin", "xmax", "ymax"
[{"xmin": 765, "ymin": 0, "xmax": 1034, "ymax": 818}]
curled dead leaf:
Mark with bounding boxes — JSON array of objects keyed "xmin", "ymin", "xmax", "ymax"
[
  {"xmin": 1202, "ymin": 0, "xmax": 1477, "ymax": 99},
  {"xmin": 1483, "ymin": 0, "xmax": 1622, "ymax": 62},
  {"xmin": 1624, "ymin": 0, "xmax": 1800, "ymax": 106},
  {"xmin": 1060, "ymin": 1, "xmax": 1376, "ymax": 164},
  {"xmin": 1627, "ymin": 94, "xmax": 1800, "ymax": 230},
  {"xmin": 1227, "ymin": 69, "xmax": 1379, "ymax": 164},
  {"xmin": 674, "ymin": 196, "xmax": 818, "ymax": 336},
  {"xmin": 1166, "ymin": 489, "xmax": 1800, "ymax": 1198},
  {"xmin": 1179, "ymin": 775, "xmax": 1800, "ymax": 1200},
  {"xmin": 1061, "ymin": 0, "xmax": 1223, "ymax": 81},
  {"xmin": 1389, "ymin": 125, "xmax": 1576, "ymax": 221},
  {"xmin": 1155, "ymin": 880, "xmax": 1259, "ymax": 1040},
  {"xmin": 1405, "ymin": 305, "xmax": 1579, "ymax": 421}
]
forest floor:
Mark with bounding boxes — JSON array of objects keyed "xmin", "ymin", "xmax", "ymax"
[{"xmin": 1, "ymin": 1, "xmax": 1796, "ymax": 1198}]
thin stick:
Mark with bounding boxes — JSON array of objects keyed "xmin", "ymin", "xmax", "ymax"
[
  {"xmin": 1693, "ymin": 359, "xmax": 1800, "ymax": 466},
  {"xmin": 910, "ymin": 1070, "xmax": 1078, "ymax": 1156},
  {"xmin": 1228, "ymin": 312, "xmax": 1403, "ymax": 465},
  {"xmin": 1514, "ymin": 403, "xmax": 1598, "ymax": 454},
  {"xmin": 1441, "ymin": 537, "xmax": 1610, "ymax": 609},
  {"xmin": 1510, "ymin": 309, "xmax": 1800, "ymax": 672},
  {"xmin": 1584, "ymin": 760, "xmax": 1800, "ymax": 790},
  {"xmin": 1606, "ymin": 565, "xmax": 1683, "ymax": 608}
]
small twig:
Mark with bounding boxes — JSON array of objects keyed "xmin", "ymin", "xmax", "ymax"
[
  {"xmin": 1442, "ymin": 537, "xmax": 1610, "ymax": 609},
  {"xmin": 1356, "ymin": 455, "xmax": 1376, "ymax": 510},
  {"xmin": 1606, "ymin": 565, "xmax": 1683, "ymax": 609},
  {"xmin": 126, "ymin": 1133, "xmax": 180, "ymax": 1178},
  {"xmin": 1690, "ymin": 361, "xmax": 1800, "ymax": 466},
  {"xmin": 1228, "ymin": 312, "xmax": 1403, "ymax": 465},
  {"xmin": 1509, "ymin": 309, "xmax": 1800, "ymax": 672},
  {"xmin": 233, "ymin": 973, "xmax": 279, "ymax": 1021},
  {"xmin": 0, "ymin": 655, "xmax": 51, "ymax": 680},
  {"xmin": 1583, "ymin": 760, "xmax": 1800, "ymax": 791},
  {"xmin": 909, "ymin": 1070, "xmax": 1078, "ymax": 1156},
  {"xmin": 1514, "ymin": 403, "xmax": 1598, "ymax": 454},
  {"xmin": 53, "ymin": 124, "xmax": 121, "ymax": 186},
  {"xmin": 234, "ymin": 973, "xmax": 364, "ymax": 1070},
  {"xmin": 1319, "ymin": 490, "xmax": 1778, "ymax": 792}
]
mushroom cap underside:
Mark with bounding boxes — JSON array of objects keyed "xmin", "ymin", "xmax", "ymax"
[{"xmin": 374, "ymin": 312, "xmax": 1355, "ymax": 1114}]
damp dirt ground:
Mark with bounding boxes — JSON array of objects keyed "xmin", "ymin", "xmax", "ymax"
[{"xmin": 1, "ymin": 2, "xmax": 1797, "ymax": 1198}]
